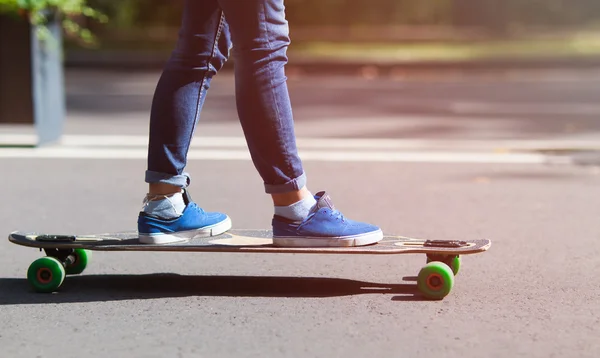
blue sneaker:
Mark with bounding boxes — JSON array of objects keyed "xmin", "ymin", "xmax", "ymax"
[
  {"xmin": 272, "ymin": 191, "xmax": 383, "ymax": 247},
  {"xmin": 138, "ymin": 190, "xmax": 232, "ymax": 244}
]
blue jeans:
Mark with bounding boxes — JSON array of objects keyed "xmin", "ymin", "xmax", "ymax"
[{"xmin": 146, "ymin": 0, "xmax": 306, "ymax": 194}]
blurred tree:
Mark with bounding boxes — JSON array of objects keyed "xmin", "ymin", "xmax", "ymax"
[
  {"xmin": 285, "ymin": 0, "xmax": 453, "ymax": 26},
  {"xmin": 86, "ymin": 0, "xmax": 183, "ymax": 27},
  {"xmin": 452, "ymin": 0, "xmax": 508, "ymax": 35},
  {"xmin": 78, "ymin": 0, "xmax": 600, "ymax": 42},
  {"xmin": 89, "ymin": 0, "xmax": 139, "ymax": 27},
  {"xmin": 452, "ymin": 0, "xmax": 600, "ymax": 32}
]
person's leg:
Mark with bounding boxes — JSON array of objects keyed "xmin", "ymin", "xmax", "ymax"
[
  {"xmin": 139, "ymin": 0, "xmax": 232, "ymax": 244},
  {"xmin": 146, "ymin": 0, "xmax": 230, "ymax": 189},
  {"xmin": 217, "ymin": 0, "xmax": 304, "ymax": 195},
  {"xmin": 218, "ymin": 0, "xmax": 382, "ymax": 247}
]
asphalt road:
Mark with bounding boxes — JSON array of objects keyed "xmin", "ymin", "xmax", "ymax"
[{"xmin": 0, "ymin": 69, "xmax": 599, "ymax": 358}]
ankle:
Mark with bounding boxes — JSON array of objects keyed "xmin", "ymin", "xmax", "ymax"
[
  {"xmin": 149, "ymin": 183, "xmax": 182, "ymax": 196},
  {"xmin": 142, "ymin": 191, "xmax": 185, "ymax": 219},
  {"xmin": 271, "ymin": 187, "xmax": 312, "ymax": 206},
  {"xmin": 273, "ymin": 190, "xmax": 317, "ymax": 221}
]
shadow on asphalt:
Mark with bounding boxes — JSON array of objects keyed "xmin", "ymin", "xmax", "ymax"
[{"xmin": 0, "ymin": 274, "xmax": 425, "ymax": 304}]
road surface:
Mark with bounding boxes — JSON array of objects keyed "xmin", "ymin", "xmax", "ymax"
[{"xmin": 0, "ymin": 69, "xmax": 599, "ymax": 358}]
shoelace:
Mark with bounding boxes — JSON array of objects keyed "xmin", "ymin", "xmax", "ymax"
[
  {"xmin": 191, "ymin": 204, "xmax": 205, "ymax": 215},
  {"xmin": 328, "ymin": 209, "xmax": 346, "ymax": 223}
]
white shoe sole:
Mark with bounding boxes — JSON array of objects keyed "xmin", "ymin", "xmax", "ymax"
[
  {"xmin": 138, "ymin": 217, "xmax": 232, "ymax": 244},
  {"xmin": 272, "ymin": 229, "xmax": 383, "ymax": 248}
]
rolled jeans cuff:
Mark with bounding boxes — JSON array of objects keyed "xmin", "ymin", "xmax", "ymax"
[
  {"xmin": 145, "ymin": 170, "xmax": 191, "ymax": 188},
  {"xmin": 264, "ymin": 172, "xmax": 307, "ymax": 194}
]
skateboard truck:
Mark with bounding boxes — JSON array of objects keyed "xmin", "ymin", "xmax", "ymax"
[
  {"xmin": 34, "ymin": 236, "xmax": 79, "ymax": 266},
  {"xmin": 42, "ymin": 248, "xmax": 77, "ymax": 267}
]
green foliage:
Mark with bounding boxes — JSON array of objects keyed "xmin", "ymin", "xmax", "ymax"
[
  {"xmin": 283, "ymin": 0, "xmax": 600, "ymax": 29},
  {"xmin": 4, "ymin": 0, "xmax": 597, "ymax": 47},
  {"xmin": 86, "ymin": 0, "xmax": 182, "ymax": 27},
  {"xmin": 284, "ymin": 0, "xmax": 454, "ymax": 26},
  {"xmin": 0, "ymin": 0, "xmax": 108, "ymax": 45},
  {"xmin": 452, "ymin": 0, "xmax": 600, "ymax": 33}
]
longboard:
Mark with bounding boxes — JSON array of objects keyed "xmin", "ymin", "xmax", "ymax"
[{"xmin": 8, "ymin": 230, "xmax": 491, "ymax": 299}]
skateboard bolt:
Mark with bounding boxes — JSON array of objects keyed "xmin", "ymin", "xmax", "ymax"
[
  {"xmin": 426, "ymin": 273, "xmax": 443, "ymax": 290},
  {"xmin": 36, "ymin": 268, "xmax": 52, "ymax": 284}
]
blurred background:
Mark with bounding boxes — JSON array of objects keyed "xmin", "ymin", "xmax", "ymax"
[
  {"xmin": 2, "ymin": 0, "xmax": 600, "ymax": 146},
  {"xmin": 65, "ymin": 0, "xmax": 600, "ymax": 69}
]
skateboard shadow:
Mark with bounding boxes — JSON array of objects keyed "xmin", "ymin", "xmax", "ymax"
[{"xmin": 0, "ymin": 274, "xmax": 424, "ymax": 304}]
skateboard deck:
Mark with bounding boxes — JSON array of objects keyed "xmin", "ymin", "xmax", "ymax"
[
  {"xmin": 9, "ymin": 229, "xmax": 490, "ymax": 254},
  {"xmin": 8, "ymin": 230, "xmax": 491, "ymax": 299}
]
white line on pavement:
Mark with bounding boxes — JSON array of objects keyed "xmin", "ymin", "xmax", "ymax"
[
  {"xmin": 0, "ymin": 146, "xmax": 569, "ymax": 164},
  {"xmin": 1, "ymin": 134, "xmax": 598, "ymax": 151},
  {"xmin": 452, "ymin": 101, "xmax": 600, "ymax": 116}
]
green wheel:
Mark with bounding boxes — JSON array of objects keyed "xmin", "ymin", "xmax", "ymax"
[
  {"xmin": 65, "ymin": 249, "xmax": 91, "ymax": 275},
  {"xmin": 427, "ymin": 255, "xmax": 461, "ymax": 276},
  {"xmin": 27, "ymin": 257, "xmax": 66, "ymax": 293},
  {"xmin": 449, "ymin": 256, "xmax": 461, "ymax": 276},
  {"xmin": 417, "ymin": 262, "xmax": 455, "ymax": 300}
]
